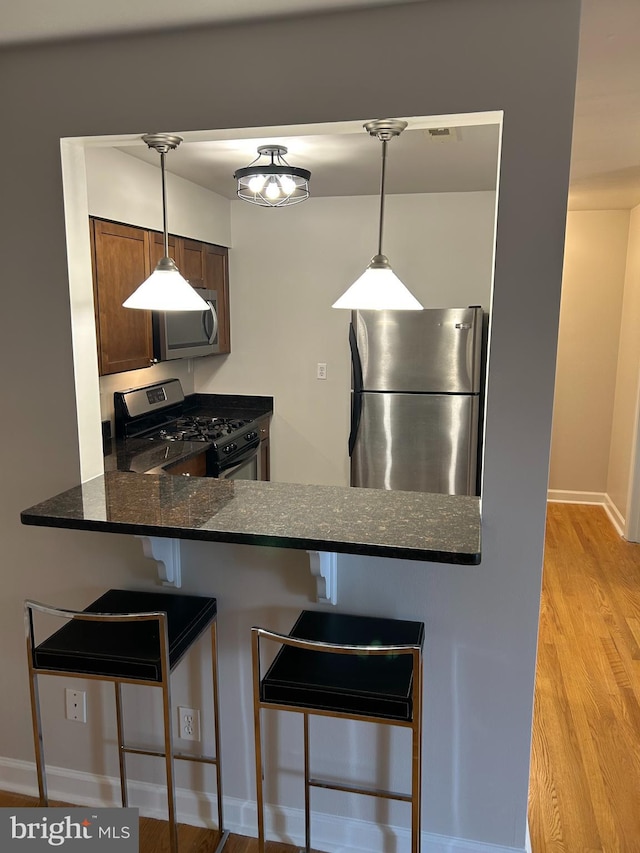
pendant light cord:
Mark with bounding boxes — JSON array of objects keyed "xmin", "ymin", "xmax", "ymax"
[
  {"xmin": 377, "ymin": 138, "xmax": 388, "ymax": 257},
  {"xmin": 160, "ymin": 150, "xmax": 169, "ymax": 257}
]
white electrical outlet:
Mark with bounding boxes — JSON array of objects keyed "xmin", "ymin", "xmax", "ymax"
[
  {"xmin": 317, "ymin": 362, "xmax": 327, "ymax": 380},
  {"xmin": 65, "ymin": 688, "xmax": 87, "ymax": 723},
  {"xmin": 178, "ymin": 706, "xmax": 200, "ymax": 741}
]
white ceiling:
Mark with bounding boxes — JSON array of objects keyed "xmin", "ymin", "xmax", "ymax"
[
  {"xmin": 3, "ymin": 0, "xmax": 639, "ymax": 210},
  {"xmin": 113, "ymin": 119, "xmax": 502, "ymax": 200}
]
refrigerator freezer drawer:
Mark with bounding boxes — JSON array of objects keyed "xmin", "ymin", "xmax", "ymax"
[{"xmin": 351, "ymin": 392, "xmax": 480, "ymax": 496}]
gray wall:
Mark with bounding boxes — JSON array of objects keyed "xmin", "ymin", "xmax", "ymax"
[{"xmin": 0, "ymin": 1, "xmax": 580, "ymax": 850}]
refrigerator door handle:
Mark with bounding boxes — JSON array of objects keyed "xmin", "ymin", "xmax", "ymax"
[{"xmin": 348, "ymin": 322, "xmax": 363, "ymax": 457}]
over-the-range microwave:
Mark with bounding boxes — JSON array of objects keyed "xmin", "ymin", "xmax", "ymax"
[{"xmin": 153, "ymin": 288, "xmax": 220, "ymax": 361}]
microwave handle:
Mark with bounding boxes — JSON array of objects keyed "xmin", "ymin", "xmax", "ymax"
[{"xmin": 203, "ymin": 301, "xmax": 219, "ymax": 344}]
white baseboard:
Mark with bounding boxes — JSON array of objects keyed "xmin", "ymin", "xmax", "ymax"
[
  {"xmin": 0, "ymin": 756, "xmax": 526, "ymax": 853},
  {"xmin": 547, "ymin": 490, "xmax": 626, "ymax": 537},
  {"xmin": 547, "ymin": 489, "xmax": 607, "ymax": 505},
  {"xmin": 603, "ymin": 494, "xmax": 625, "ymax": 536}
]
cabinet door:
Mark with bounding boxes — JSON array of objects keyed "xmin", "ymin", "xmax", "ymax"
[
  {"xmin": 92, "ymin": 219, "xmax": 153, "ymax": 375},
  {"xmin": 148, "ymin": 230, "xmax": 179, "ymax": 270},
  {"xmin": 204, "ymin": 244, "xmax": 230, "ymax": 353},
  {"xmin": 150, "ymin": 234, "xmax": 207, "ymax": 291},
  {"xmin": 164, "ymin": 452, "xmax": 207, "ymax": 477},
  {"xmin": 180, "ymin": 238, "xmax": 206, "ymax": 288},
  {"xmin": 257, "ymin": 416, "xmax": 271, "ymax": 481}
]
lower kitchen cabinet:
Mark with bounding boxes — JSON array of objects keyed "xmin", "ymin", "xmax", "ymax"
[
  {"xmin": 257, "ymin": 416, "xmax": 271, "ymax": 482},
  {"xmin": 164, "ymin": 453, "xmax": 208, "ymax": 477},
  {"xmin": 91, "ymin": 217, "xmax": 230, "ymax": 375}
]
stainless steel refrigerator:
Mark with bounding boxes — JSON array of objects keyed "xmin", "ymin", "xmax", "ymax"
[{"xmin": 349, "ymin": 306, "xmax": 484, "ymax": 495}]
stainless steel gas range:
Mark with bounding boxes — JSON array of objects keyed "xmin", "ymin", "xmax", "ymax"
[{"xmin": 113, "ymin": 379, "xmax": 267, "ymax": 479}]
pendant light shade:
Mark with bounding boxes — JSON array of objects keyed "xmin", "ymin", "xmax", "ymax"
[
  {"xmin": 234, "ymin": 145, "xmax": 311, "ymax": 207},
  {"xmin": 332, "ymin": 119, "xmax": 423, "ymax": 311},
  {"xmin": 123, "ymin": 133, "xmax": 208, "ymax": 312}
]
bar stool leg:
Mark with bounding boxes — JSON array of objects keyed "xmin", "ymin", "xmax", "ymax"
[
  {"xmin": 411, "ymin": 726, "xmax": 421, "ymax": 853},
  {"xmin": 411, "ymin": 648, "xmax": 423, "ymax": 853},
  {"xmin": 210, "ymin": 621, "xmax": 225, "ymax": 835},
  {"xmin": 251, "ymin": 631, "xmax": 266, "ymax": 853},
  {"xmin": 159, "ymin": 620, "xmax": 179, "ymax": 853},
  {"xmin": 114, "ymin": 683, "xmax": 129, "ymax": 807},
  {"xmin": 27, "ymin": 668, "xmax": 48, "ymax": 806},
  {"xmin": 303, "ymin": 712, "xmax": 311, "ymax": 853}
]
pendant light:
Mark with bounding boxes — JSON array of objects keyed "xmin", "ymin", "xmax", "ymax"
[
  {"xmin": 123, "ymin": 133, "xmax": 208, "ymax": 312},
  {"xmin": 234, "ymin": 145, "xmax": 311, "ymax": 207},
  {"xmin": 332, "ymin": 119, "xmax": 423, "ymax": 311}
]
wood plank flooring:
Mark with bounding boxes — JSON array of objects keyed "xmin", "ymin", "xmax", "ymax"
[
  {"xmin": 528, "ymin": 502, "xmax": 640, "ymax": 852},
  {"xmin": 3, "ymin": 503, "xmax": 638, "ymax": 851}
]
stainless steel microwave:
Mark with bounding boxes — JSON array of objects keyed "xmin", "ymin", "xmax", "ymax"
[{"xmin": 153, "ymin": 288, "xmax": 220, "ymax": 361}]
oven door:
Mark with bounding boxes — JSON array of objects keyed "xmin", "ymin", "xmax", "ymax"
[
  {"xmin": 153, "ymin": 289, "xmax": 220, "ymax": 361},
  {"xmin": 217, "ymin": 444, "xmax": 260, "ymax": 480}
]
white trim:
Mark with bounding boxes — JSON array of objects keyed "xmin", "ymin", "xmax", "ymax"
[
  {"xmin": 546, "ymin": 490, "xmax": 626, "ymax": 537},
  {"xmin": 0, "ymin": 756, "xmax": 526, "ymax": 853},
  {"xmin": 546, "ymin": 489, "xmax": 607, "ymax": 505},
  {"xmin": 603, "ymin": 494, "xmax": 625, "ymax": 537},
  {"xmin": 60, "ymin": 138, "xmax": 104, "ymax": 483},
  {"xmin": 623, "ymin": 338, "xmax": 640, "ymax": 542}
]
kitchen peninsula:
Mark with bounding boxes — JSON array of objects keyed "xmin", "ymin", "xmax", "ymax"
[{"xmin": 21, "ymin": 472, "xmax": 481, "ymax": 565}]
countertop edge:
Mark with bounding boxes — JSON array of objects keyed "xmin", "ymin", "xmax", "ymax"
[{"xmin": 20, "ymin": 510, "xmax": 481, "ymax": 565}]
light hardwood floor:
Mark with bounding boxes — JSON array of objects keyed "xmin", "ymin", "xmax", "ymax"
[
  {"xmin": 528, "ymin": 502, "xmax": 640, "ymax": 851},
  {"xmin": 3, "ymin": 503, "xmax": 638, "ymax": 851}
]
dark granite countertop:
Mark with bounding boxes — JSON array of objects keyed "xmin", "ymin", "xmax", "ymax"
[
  {"xmin": 104, "ymin": 437, "xmax": 210, "ymax": 474},
  {"xmin": 20, "ymin": 472, "xmax": 481, "ymax": 564}
]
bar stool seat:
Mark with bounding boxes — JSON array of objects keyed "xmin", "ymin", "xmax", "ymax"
[
  {"xmin": 25, "ymin": 588, "xmax": 229, "ymax": 853},
  {"xmin": 252, "ymin": 609, "xmax": 425, "ymax": 853}
]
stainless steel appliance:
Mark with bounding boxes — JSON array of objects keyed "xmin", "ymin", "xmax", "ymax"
[
  {"xmin": 153, "ymin": 288, "xmax": 220, "ymax": 361},
  {"xmin": 349, "ymin": 306, "xmax": 484, "ymax": 495},
  {"xmin": 114, "ymin": 378, "xmax": 261, "ymax": 478}
]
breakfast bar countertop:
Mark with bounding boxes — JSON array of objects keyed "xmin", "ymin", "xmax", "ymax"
[{"xmin": 20, "ymin": 472, "xmax": 481, "ymax": 565}]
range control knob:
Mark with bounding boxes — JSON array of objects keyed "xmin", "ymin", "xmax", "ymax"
[
  {"xmin": 223, "ymin": 443, "xmax": 237, "ymax": 454},
  {"xmin": 245, "ymin": 431, "xmax": 258, "ymax": 441}
]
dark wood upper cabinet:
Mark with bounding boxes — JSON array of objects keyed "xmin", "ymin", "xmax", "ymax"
[
  {"xmin": 148, "ymin": 230, "xmax": 178, "ymax": 270},
  {"xmin": 204, "ymin": 243, "xmax": 230, "ymax": 354},
  {"xmin": 181, "ymin": 238, "xmax": 206, "ymax": 289},
  {"xmin": 91, "ymin": 219, "xmax": 154, "ymax": 375},
  {"xmin": 91, "ymin": 217, "xmax": 231, "ymax": 374}
]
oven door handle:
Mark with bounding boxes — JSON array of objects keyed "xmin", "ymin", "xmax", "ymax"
[
  {"xmin": 219, "ymin": 442, "xmax": 259, "ymax": 478},
  {"xmin": 202, "ymin": 301, "xmax": 219, "ymax": 345}
]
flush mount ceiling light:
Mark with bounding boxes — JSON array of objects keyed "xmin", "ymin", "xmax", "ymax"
[
  {"xmin": 332, "ymin": 119, "xmax": 423, "ymax": 311},
  {"xmin": 234, "ymin": 145, "xmax": 311, "ymax": 207},
  {"xmin": 123, "ymin": 133, "xmax": 208, "ymax": 312}
]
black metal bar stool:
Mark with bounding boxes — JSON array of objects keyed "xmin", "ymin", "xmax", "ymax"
[
  {"xmin": 25, "ymin": 588, "xmax": 229, "ymax": 853},
  {"xmin": 251, "ymin": 609, "xmax": 425, "ymax": 853}
]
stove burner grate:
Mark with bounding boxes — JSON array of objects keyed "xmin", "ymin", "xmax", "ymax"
[{"xmin": 158, "ymin": 416, "xmax": 253, "ymax": 443}]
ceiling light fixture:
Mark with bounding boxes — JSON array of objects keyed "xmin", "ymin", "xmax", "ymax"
[
  {"xmin": 234, "ymin": 145, "xmax": 311, "ymax": 207},
  {"xmin": 123, "ymin": 133, "xmax": 208, "ymax": 312},
  {"xmin": 332, "ymin": 119, "xmax": 423, "ymax": 311}
]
